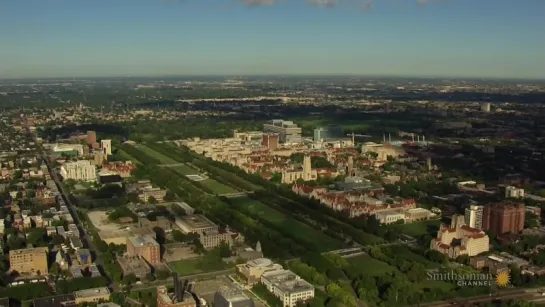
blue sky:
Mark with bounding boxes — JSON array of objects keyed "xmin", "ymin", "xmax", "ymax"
[{"xmin": 0, "ymin": 0, "xmax": 543, "ymax": 79}]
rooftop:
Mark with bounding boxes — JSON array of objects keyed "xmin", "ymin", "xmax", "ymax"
[
  {"xmin": 179, "ymin": 214, "xmax": 217, "ymax": 230},
  {"xmin": 128, "ymin": 235, "xmax": 159, "ymax": 247},
  {"xmin": 218, "ymin": 288, "xmax": 252, "ymax": 303},
  {"xmin": 74, "ymin": 287, "xmax": 110, "ymax": 299},
  {"xmin": 33, "ymin": 294, "xmax": 76, "ymax": 307},
  {"xmin": 9, "ymin": 246, "xmax": 48, "ymax": 256},
  {"xmin": 262, "ymin": 270, "xmax": 314, "ymax": 294}
]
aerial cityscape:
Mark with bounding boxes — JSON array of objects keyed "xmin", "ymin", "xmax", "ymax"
[{"xmin": 1, "ymin": 0, "xmax": 545, "ymax": 307}]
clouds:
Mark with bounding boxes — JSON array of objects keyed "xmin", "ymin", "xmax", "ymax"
[
  {"xmin": 241, "ymin": 0, "xmax": 278, "ymax": 6},
  {"xmin": 307, "ymin": 0, "xmax": 337, "ymax": 7}
]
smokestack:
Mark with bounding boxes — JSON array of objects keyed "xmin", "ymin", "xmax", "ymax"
[
  {"xmin": 383, "ymin": 134, "xmax": 386, "ymax": 143},
  {"xmin": 412, "ymin": 134, "xmax": 415, "ymax": 142},
  {"xmin": 172, "ymin": 273, "xmax": 180, "ymax": 301},
  {"xmin": 388, "ymin": 133, "xmax": 391, "ymax": 143}
]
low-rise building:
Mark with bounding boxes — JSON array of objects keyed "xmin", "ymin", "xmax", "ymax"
[
  {"xmin": 260, "ymin": 269, "xmax": 314, "ymax": 307},
  {"xmin": 117, "ymin": 256, "xmax": 152, "ymax": 279},
  {"xmin": 236, "ymin": 258, "xmax": 284, "ymax": 286},
  {"xmin": 430, "ymin": 215, "xmax": 489, "ymax": 259},
  {"xmin": 405, "ymin": 208, "xmax": 433, "ymax": 222},
  {"xmin": 214, "ymin": 288, "xmax": 254, "ymax": 307},
  {"xmin": 375, "ymin": 211, "xmax": 405, "ymax": 224},
  {"xmin": 74, "ymin": 287, "xmax": 110, "ymax": 305},
  {"xmin": 9, "ymin": 247, "xmax": 49, "ymax": 276}
]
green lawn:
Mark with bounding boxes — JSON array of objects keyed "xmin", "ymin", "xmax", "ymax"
[
  {"xmin": 168, "ymin": 251, "xmax": 228, "ymax": 276},
  {"xmin": 388, "ymin": 219, "xmax": 441, "ymax": 237},
  {"xmin": 347, "ymin": 254, "xmax": 399, "ymax": 277},
  {"xmin": 200, "ymin": 179, "xmax": 238, "ymax": 194},
  {"xmin": 230, "ymin": 197, "xmax": 343, "ymax": 251},
  {"xmin": 171, "ymin": 164, "xmax": 199, "ymax": 175},
  {"xmin": 137, "ymin": 145, "xmax": 179, "ymax": 164}
]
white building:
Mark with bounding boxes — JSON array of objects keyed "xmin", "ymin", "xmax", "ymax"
[
  {"xmin": 60, "ymin": 160, "xmax": 97, "ymax": 182},
  {"xmin": 505, "ymin": 186, "xmax": 524, "ymax": 199},
  {"xmin": 481, "ymin": 102, "xmax": 491, "ymax": 113},
  {"xmin": 52, "ymin": 143, "xmax": 84, "ymax": 156},
  {"xmin": 375, "ymin": 211, "xmax": 405, "ymax": 224},
  {"xmin": 465, "ymin": 205, "xmax": 484, "ymax": 230},
  {"xmin": 101, "ymin": 139, "xmax": 112, "ymax": 156},
  {"xmin": 260, "ymin": 269, "xmax": 314, "ymax": 307}
]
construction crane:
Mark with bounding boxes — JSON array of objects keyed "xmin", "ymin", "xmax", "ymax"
[{"xmin": 347, "ymin": 132, "xmax": 372, "ymax": 145}]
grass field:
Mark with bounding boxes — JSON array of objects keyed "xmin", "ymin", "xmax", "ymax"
[
  {"xmin": 137, "ymin": 145, "xmax": 179, "ymax": 164},
  {"xmin": 171, "ymin": 164, "xmax": 199, "ymax": 175},
  {"xmin": 347, "ymin": 254, "xmax": 399, "ymax": 277},
  {"xmin": 135, "ymin": 146, "xmax": 236, "ymax": 194},
  {"xmin": 388, "ymin": 219, "xmax": 441, "ymax": 237},
  {"xmin": 200, "ymin": 179, "xmax": 238, "ymax": 194},
  {"xmin": 230, "ymin": 197, "xmax": 343, "ymax": 251},
  {"xmin": 168, "ymin": 251, "xmax": 228, "ymax": 276}
]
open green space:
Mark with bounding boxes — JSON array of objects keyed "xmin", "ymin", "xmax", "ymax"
[
  {"xmin": 168, "ymin": 251, "xmax": 228, "ymax": 276},
  {"xmin": 388, "ymin": 219, "xmax": 441, "ymax": 237},
  {"xmin": 199, "ymin": 179, "xmax": 238, "ymax": 194},
  {"xmin": 229, "ymin": 197, "xmax": 343, "ymax": 251},
  {"xmin": 171, "ymin": 164, "xmax": 199, "ymax": 175},
  {"xmin": 134, "ymin": 145, "xmax": 236, "ymax": 194},
  {"xmin": 347, "ymin": 254, "xmax": 399, "ymax": 277},
  {"xmin": 137, "ymin": 145, "xmax": 179, "ymax": 164}
]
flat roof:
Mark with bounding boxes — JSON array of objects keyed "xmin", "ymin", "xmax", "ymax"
[
  {"xmin": 74, "ymin": 287, "xmax": 110, "ymax": 298},
  {"xmin": 179, "ymin": 214, "xmax": 217, "ymax": 230},
  {"xmin": 128, "ymin": 235, "xmax": 159, "ymax": 247},
  {"xmin": 33, "ymin": 294, "xmax": 76, "ymax": 307},
  {"xmin": 262, "ymin": 270, "xmax": 314, "ymax": 294},
  {"xmin": 9, "ymin": 247, "xmax": 48, "ymax": 255},
  {"xmin": 219, "ymin": 288, "xmax": 252, "ymax": 303}
]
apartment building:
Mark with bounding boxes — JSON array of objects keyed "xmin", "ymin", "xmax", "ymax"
[
  {"xmin": 60, "ymin": 160, "xmax": 97, "ymax": 182},
  {"xmin": 465, "ymin": 205, "xmax": 484, "ymax": 230},
  {"xmin": 9, "ymin": 247, "xmax": 49, "ymax": 276},
  {"xmin": 483, "ymin": 202, "xmax": 526, "ymax": 235},
  {"xmin": 263, "ymin": 120, "xmax": 302, "ymax": 144},
  {"xmin": 260, "ymin": 269, "xmax": 315, "ymax": 307},
  {"xmin": 100, "ymin": 139, "xmax": 112, "ymax": 156},
  {"xmin": 127, "ymin": 236, "xmax": 161, "ymax": 265}
]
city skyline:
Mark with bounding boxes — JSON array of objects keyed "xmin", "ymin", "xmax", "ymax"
[{"xmin": 1, "ymin": 0, "xmax": 544, "ymax": 79}]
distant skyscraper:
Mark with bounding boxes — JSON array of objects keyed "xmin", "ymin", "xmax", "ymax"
[
  {"xmin": 101, "ymin": 139, "xmax": 112, "ymax": 156},
  {"xmin": 87, "ymin": 131, "xmax": 97, "ymax": 144},
  {"xmin": 313, "ymin": 125, "xmax": 343, "ymax": 142},
  {"xmin": 262, "ymin": 134, "xmax": 279, "ymax": 151}
]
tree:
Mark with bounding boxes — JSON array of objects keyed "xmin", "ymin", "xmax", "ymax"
[
  {"xmin": 218, "ymin": 240, "xmax": 232, "ymax": 258},
  {"xmin": 148, "ymin": 196, "xmax": 158, "ymax": 204},
  {"xmin": 146, "ymin": 272, "xmax": 156, "ymax": 281},
  {"xmin": 156, "ymin": 270, "xmax": 170, "ymax": 280},
  {"xmin": 122, "ymin": 273, "xmax": 137, "ymax": 285},
  {"xmin": 50, "ymin": 262, "xmax": 61, "ymax": 277},
  {"xmin": 164, "ymin": 191, "xmax": 176, "ymax": 202}
]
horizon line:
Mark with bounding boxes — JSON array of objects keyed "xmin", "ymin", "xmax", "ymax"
[{"xmin": 1, "ymin": 73, "xmax": 544, "ymax": 82}]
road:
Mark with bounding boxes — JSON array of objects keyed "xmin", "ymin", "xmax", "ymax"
[
  {"xmin": 421, "ymin": 289, "xmax": 529, "ymax": 307},
  {"xmin": 24, "ymin": 119, "xmax": 111, "ymax": 287}
]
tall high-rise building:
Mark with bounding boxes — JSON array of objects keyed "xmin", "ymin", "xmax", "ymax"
[
  {"xmin": 9, "ymin": 247, "xmax": 49, "ymax": 276},
  {"xmin": 262, "ymin": 134, "xmax": 279, "ymax": 151},
  {"xmin": 87, "ymin": 131, "xmax": 97, "ymax": 144},
  {"xmin": 481, "ymin": 102, "xmax": 491, "ymax": 113},
  {"xmin": 465, "ymin": 205, "xmax": 484, "ymax": 230},
  {"xmin": 101, "ymin": 139, "xmax": 112, "ymax": 156},
  {"xmin": 483, "ymin": 202, "xmax": 526, "ymax": 235}
]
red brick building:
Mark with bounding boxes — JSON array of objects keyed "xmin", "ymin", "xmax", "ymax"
[{"xmin": 483, "ymin": 202, "xmax": 525, "ymax": 235}]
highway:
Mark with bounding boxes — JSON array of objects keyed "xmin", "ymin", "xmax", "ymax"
[{"xmin": 24, "ymin": 120, "xmax": 111, "ymax": 287}]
